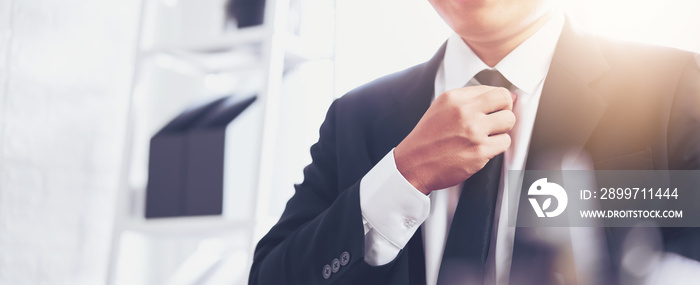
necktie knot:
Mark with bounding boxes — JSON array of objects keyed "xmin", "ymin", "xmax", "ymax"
[
  {"xmin": 476, "ymin": 69, "xmax": 518, "ymax": 108},
  {"xmin": 475, "ymin": 69, "xmax": 512, "ymax": 90}
]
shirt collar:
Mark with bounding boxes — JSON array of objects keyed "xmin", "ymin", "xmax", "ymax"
[{"xmin": 442, "ymin": 12, "xmax": 565, "ymax": 95}]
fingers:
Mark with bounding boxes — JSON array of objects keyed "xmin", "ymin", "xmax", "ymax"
[
  {"xmin": 484, "ymin": 110, "xmax": 516, "ymax": 136},
  {"xmin": 484, "ymin": 133, "xmax": 511, "ymax": 158},
  {"xmin": 477, "ymin": 87, "xmax": 513, "ymax": 114},
  {"xmin": 438, "ymin": 86, "xmax": 513, "ymax": 115}
]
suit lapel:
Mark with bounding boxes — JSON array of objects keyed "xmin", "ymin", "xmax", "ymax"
[
  {"xmin": 367, "ymin": 44, "xmax": 446, "ymax": 165},
  {"xmin": 525, "ymin": 19, "xmax": 610, "ymax": 169},
  {"xmin": 510, "ymin": 19, "xmax": 612, "ymax": 284}
]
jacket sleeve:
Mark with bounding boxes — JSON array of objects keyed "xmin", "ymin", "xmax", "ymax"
[
  {"xmin": 667, "ymin": 53, "xmax": 700, "ymax": 171},
  {"xmin": 249, "ymin": 100, "xmax": 399, "ymax": 284},
  {"xmin": 663, "ymin": 53, "xmax": 700, "ymax": 262}
]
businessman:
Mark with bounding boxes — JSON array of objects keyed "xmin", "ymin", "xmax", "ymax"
[{"xmin": 250, "ymin": 0, "xmax": 700, "ymax": 284}]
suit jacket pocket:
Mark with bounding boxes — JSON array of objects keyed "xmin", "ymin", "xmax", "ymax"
[{"xmin": 593, "ymin": 149, "xmax": 654, "ymax": 170}]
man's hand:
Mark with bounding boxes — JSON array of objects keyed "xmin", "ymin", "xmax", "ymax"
[{"xmin": 394, "ymin": 86, "xmax": 516, "ymax": 194}]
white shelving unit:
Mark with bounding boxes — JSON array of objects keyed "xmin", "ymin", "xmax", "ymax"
[{"xmin": 107, "ymin": 0, "xmax": 335, "ymax": 283}]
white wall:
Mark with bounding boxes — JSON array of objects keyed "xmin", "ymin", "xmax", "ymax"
[
  {"xmin": 0, "ymin": 0, "xmax": 140, "ymax": 284},
  {"xmin": 334, "ymin": 0, "xmax": 450, "ymax": 97}
]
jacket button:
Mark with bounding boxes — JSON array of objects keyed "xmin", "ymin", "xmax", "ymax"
[
  {"xmin": 322, "ymin": 264, "xmax": 332, "ymax": 279},
  {"xmin": 340, "ymin": 251, "xmax": 350, "ymax": 266}
]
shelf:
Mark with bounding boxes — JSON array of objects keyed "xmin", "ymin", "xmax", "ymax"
[
  {"xmin": 148, "ymin": 47, "xmax": 264, "ymax": 74},
  {"xmin": 142, "ymin": 26, "xmax": 270, "ymax": 55},
  {"xmin": 282, "ymin": 33, "xmax": 330, "ymax": 67},
  {"xmin": 140, "ymin": 28, "xmax": 326, "ymax": 74},
  {"xmin": 123, "ymin": 216, "xmax": 255, "ymax": 237}
]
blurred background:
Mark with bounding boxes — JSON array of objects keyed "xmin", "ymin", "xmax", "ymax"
[{"xmin": 0, "ymin": 0, "xmax": 698, "ymax": 284}]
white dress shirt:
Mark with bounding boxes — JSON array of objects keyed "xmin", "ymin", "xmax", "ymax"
[{"xmin": 359, "ymin": 13, "xmax": 565, "ymax": 285}]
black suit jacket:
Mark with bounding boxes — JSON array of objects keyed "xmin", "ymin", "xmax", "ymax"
[{"xmin": 249, "ymin": 20, "xmax": 700, "ymax": 285}]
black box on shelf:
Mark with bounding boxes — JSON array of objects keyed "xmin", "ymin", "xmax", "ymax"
[
  {"xmin": 185, "ymin": 96, "xmax": 258, "ymax": 216},
  {"xmin": 226, "ymin": 0, "xmax": 267, "ymax": 28},
  {"xmin": 145, "ymin": 95, "xmax": 257, "ymax": 218}
]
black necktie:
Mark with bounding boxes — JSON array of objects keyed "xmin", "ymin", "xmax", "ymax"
[{"xmin": 436, "ymin": 69, "xmax": 510, "ymax": 284}]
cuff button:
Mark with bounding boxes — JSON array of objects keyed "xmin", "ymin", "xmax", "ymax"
[{"xmin": 403, "ymin": 217, "xmax": 417, "ymax": 228}]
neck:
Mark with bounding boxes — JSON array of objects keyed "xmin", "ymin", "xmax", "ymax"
[{"xmin": 464, "ymin": 11, "xmax": 554, "ymax": 67}]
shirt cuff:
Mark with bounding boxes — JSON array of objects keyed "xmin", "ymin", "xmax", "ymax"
[{"xmin": 360, "ymin": 149, "xmax": 431, "ymax": 249}]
